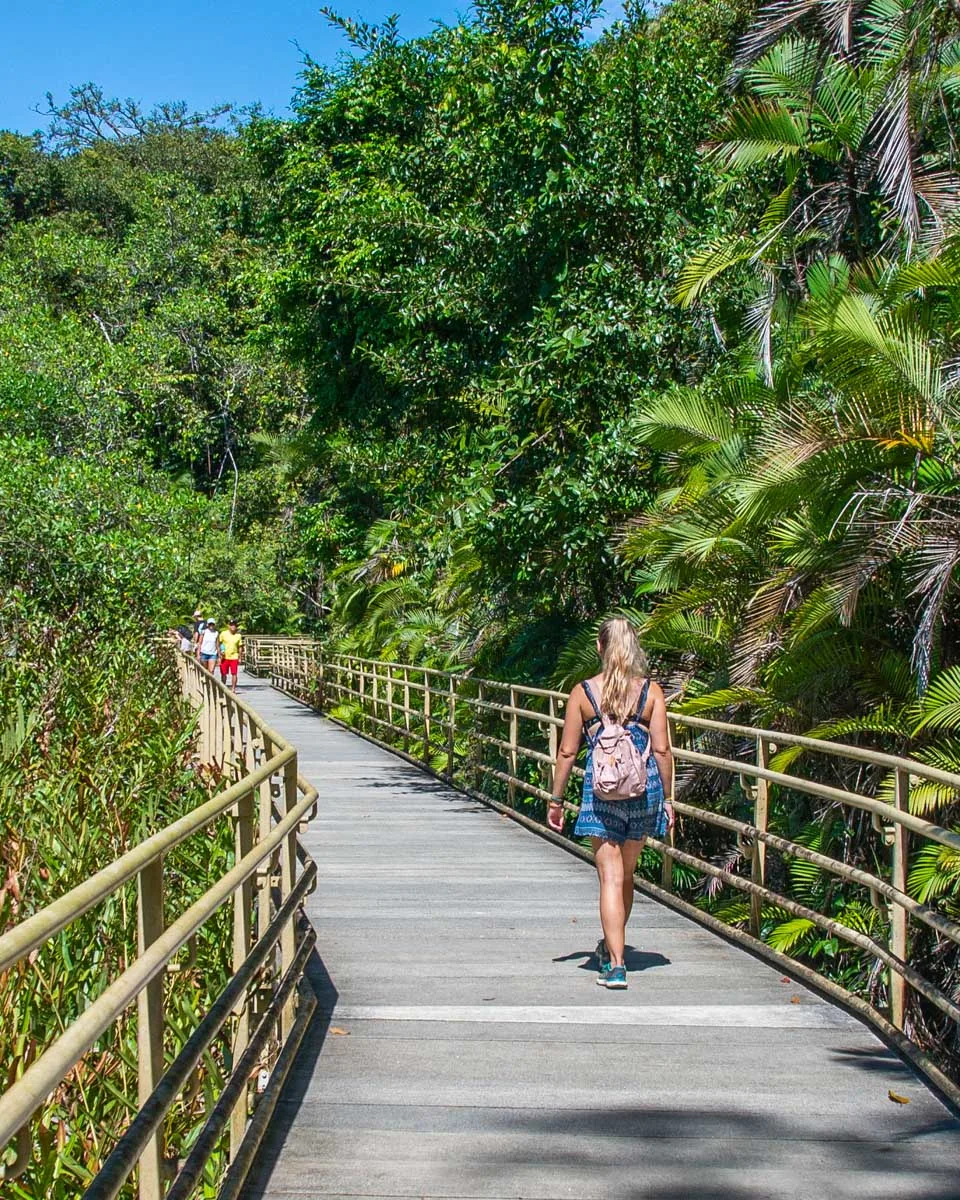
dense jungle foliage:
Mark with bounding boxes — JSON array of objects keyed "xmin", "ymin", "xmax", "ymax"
[{"xmin": 4, "ymin": 0, "xmax": 960, "ymax": 1184}]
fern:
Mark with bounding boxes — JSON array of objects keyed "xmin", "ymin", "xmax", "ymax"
[{"xmin": 766, "ymin": 916, "xmax": 816, "ymax": 953}]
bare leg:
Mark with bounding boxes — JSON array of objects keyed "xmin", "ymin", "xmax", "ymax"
[
  {"xmin": 621, "ymin": 838, "xmax": 646, "ymax": 928},
  {"xmin": 592, "ymin": 839, "xmax": 626, "ymax": 967}
]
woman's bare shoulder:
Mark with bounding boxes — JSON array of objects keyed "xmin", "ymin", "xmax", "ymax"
[
  {"xmin": 641, "ymin": 678, "xmax": 665, "ymax": 719},
  {"xmin": 567, "ymin": 673, "xmax": 601, "ymax": 693},
  {"xmin": 564, "ymin": 676, "xmax": 597, "ymax": 715}
]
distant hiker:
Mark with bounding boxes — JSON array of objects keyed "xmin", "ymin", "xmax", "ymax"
[
  {"xmin": 218, "ymin": 629, "xmax": 229, "ymax": 683},
  {"xmin": 219, "ymin": 619, "xmax": 243, "ymax": 691},
  {"xmin": 197, "ymin": 619, "xmax": 220, "ymax": 672},
  {"xmin": 548, "ymin": 617, "xmax": 674, "ymax": 990},
  {"xmin": 177, "ymin": 623, "xmax": 193, "ymax": 653},
  {"xmin": 191, "ymin": 609, "xmax": 205, "ymax": 653}
]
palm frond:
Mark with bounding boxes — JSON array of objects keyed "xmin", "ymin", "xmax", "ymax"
[
  {"xmin": 732, "ymin": 0, "xmax": 823, "ymax": 73},
  {"xmin": 675, "ymin": 237, "xmax": 756, "ymax": 308},
  {"xmin": 907, "ymin": 840, "xmax": 960, "ymax": 904},
  {"xmin": 632, "ymin": 387, "xmax": 736, "ymax": 447},
  {"xmin": 707, "ymin": 101, "xmax": 811, "ymax": 173},
  {"xmin": 914, "ymin": 664, "xmax": 960, "ymax": 732}
]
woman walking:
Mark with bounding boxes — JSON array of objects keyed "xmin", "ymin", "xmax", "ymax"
[{"xmin": 547, "ymin": 617, "xmax": 673, "ymax": 989}]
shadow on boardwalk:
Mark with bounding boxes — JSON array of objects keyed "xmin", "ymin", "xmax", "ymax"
[
  {"xmin": 434, "ymin": 1103, "xmax": 960, "ymax": 1200},
  {"xmin": 553, "ymin": 944, "xmax": 672, "ymax": 974}
]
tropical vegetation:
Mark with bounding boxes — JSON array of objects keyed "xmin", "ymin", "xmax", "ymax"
[{"xmin": 4, "ymin": 0, "xmax": 960, "ymax": 1186}]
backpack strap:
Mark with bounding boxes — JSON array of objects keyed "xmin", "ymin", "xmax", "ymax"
[
  {"xmin": 580, "ymin": 680, "xmax": 604, "ymax": 740},
  {"xmin": 581, "ymin": 679, "xmax": 603, "ymax": 719},
  {"xmin": 631, "ymin": 679, "xmax": 651, "ymax": 724}
]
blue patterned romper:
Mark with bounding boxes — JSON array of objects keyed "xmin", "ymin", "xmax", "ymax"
[{"xmin": 573, "ymin": 678, "xmax": 668, "ymax": 845}]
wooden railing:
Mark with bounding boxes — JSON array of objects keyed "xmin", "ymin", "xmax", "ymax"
[
  {"xmin": 245, "ymin": 637, "xmax": 319, "ymax": 680},
  {"xmin": 260, "ymin": 640, "xmax": 960, "ymax": 1104},
  {"xmin": 0, "ymin": 651, "xmax": 318, "ymax": 1198}
]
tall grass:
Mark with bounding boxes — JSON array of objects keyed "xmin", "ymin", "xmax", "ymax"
[{"xmin": 0, "ymin": 619, "xmax": 234, "ymax": 1196}]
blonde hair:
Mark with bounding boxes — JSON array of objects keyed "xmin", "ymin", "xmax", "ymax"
[{"xmin": 597, "ymin": 617, "xmax": 649, "ymax": 721}]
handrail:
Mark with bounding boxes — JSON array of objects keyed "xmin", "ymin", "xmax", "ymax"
[
  {"xmin": 669, "ymin": 746, "xmax": 960, "ymax": 851},
  {"xmin": 257, "ymin": 638, "xmax": 960, "ymax": 1101},
  {"xmin": 0, "ymin": 647, "xmax": 319, "ymax": 1199},
  {"xmin": 672, "ymin": 710, "xmax": 960, "ymax": 791},
  {"xmin": 0, "ymin": 749, "xmax": 291, "ymax": 973}
]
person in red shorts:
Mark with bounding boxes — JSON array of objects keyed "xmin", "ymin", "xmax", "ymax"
[{"xmin": 218, "ymin": 619, "xmax": 243, "ymax": 691}]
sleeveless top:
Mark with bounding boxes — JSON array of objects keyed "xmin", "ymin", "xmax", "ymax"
[
  {"xmin": 580, "ymin": 678, "xmax": 651, "ymax": 746},
  {"xmin": 576, "ymin": 678, "xmax": 665, "ymax": 821}
]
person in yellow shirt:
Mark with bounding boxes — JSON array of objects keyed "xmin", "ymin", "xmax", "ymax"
[{"xmin": 218, "ymin": 620, "xmax": 243, "ymax": 691}]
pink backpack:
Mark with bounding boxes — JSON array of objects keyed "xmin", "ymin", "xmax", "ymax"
[{"xmin": 584, "ymin": 679, "xmax": 651, "ymax": 801}]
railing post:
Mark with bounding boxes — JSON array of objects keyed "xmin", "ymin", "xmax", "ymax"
[
  {"xmin": 447, "ymin": 674, "xmax": 456, "ymax": 779},
  {"xmin": 372, "ymin": 663, "xmax": 380, "ymax": 725},
  {"xmin": 280, "ymin": 757, "xmax": 299, "ymax": 1039},
  {"xmin": 212, "ymin": 682, "xmax": 220, "ymax": 763},
  {"xmin": 660, "ymin": 720, "xmax": 675, "ymax": 893},
  {"xmin": 387, "ymin": 665, "xmax": 394, "ymax": 734},
  {"xmin": 229, "ymin": 785, "xmax": 255, "ymax": 1156},
  {"xmin": 750, "ymin": 737, "xmax": 770, "ymax": 937},
  {"xmin": 257, "ymin": 737, "xmax": 274, "ymax": 947},
  {"xmin": 226, "ymin": 695, "xmax": 239, "ymax": 780},
  {"xmin": 423, "ymin": 674, "xmax": 432, "ymax": 762},
  {"xmin": 474, "ymin": 683, "xmax": 485, "ymax": 791},
  {"xmin": 546, "ymin": 695, "xmax": 558, "ymax": 797},
  {"xmin": 214, "ymin": 686, "xmax": 223, "ymax": 765},
  {"xmin": 403, "ymin": 667, "xmax": 411, "ymax": 752},
  {"xmin": 890, "ymin": 768, "xmax": 910, "ymax": 1030},
  {"xmin": 508, "ymin": 687, "xmax": 519, "ymax": 805},
  {"xmin": 243, "ymin": 711, "xmax": 255, "ymax": 778},
  {"xmin": 659, "ymin": 828, "xmax": 674, "ymax": 892},
  {"xmin": 199, "ymin": 672, "xmax": 209, "ymax": 761},
  {"xmin": 136, "ymin": 858, "xmax": 165, "ymax": 1200},
  {"xmin": 206, "ymin": 673, "xmax": 214, "ymax": 762}
]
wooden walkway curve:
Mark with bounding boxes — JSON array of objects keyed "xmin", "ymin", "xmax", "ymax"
[{"xmin": 238, "ymin": 673, "xmax": 960, "ymax": 1200}]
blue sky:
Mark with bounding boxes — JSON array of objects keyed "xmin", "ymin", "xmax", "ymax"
[
  {"xmin": 1, "ymin": 0, "xmax": 470, "ymax": 135},
  {"xmin": 2, "ymin": 0, "xmax": 622, "ymax": 137}
]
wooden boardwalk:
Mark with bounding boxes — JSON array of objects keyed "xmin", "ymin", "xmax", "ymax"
[{"xmin": 239, "ymin": 674, "xmax": 960, "ymax": 1200}]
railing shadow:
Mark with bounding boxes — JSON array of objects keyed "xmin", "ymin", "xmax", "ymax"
[{"xmin": 831, "ymin": 1045, "xmax": 916, "ymax": 1077}]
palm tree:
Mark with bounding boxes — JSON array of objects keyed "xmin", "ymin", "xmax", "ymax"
[
  {"xmin": 677, "ymin": 0, "xmax": 960, "ymax": 351},
  {"xmin": 620, "ymin": 239, "xmax": 960, "ymax": 720}
]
